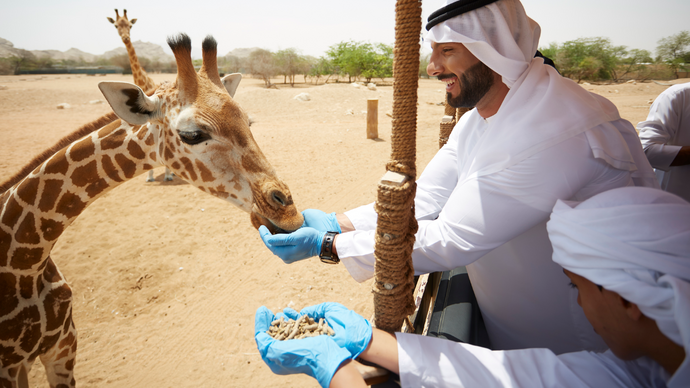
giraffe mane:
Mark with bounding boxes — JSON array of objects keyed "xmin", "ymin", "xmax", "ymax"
[{"xmin": 0, "ymin": 112, "xmax": 119, "ymax": 194}]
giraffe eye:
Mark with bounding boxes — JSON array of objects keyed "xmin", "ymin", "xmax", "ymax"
[{"xmin": 178, "ymin": 130, "xmax": 210, "ymax": 145}]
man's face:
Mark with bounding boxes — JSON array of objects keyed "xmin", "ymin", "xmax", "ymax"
[
  {"xmin": 427, "ymin": 42, "xmax": 494, "ymax": 108},
  {"xmin": 565, "ymin": 270, "xmax": 644, "ymax": 360}
]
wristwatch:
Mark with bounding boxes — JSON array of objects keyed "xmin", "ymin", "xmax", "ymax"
[{"xmin": 319, "ymin": 231, "xmax": 340, "ymax": 264}]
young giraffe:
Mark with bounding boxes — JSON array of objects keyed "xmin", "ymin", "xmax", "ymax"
[
  {"xmin": 0, "ymin": 34, "xmax": 303, "ymax": 388},
  {"xmin": 107, "ymin": 8, "xmax": 172, "ymax": 182}
]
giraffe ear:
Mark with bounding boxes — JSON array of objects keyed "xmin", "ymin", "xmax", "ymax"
[
  {"xmin": 221, "ymin": 73, "xmax": 242, "ymax": 97},
  {"xmin": 107, "ymin": 17, "xmax": 115, "ymax": 24},
  {"xmin": 98, "ymin": 81, "xmax": 158, "ymax": 125},
  {"xmin": 131, "ymin": 18, "xmax": 137, "ymax": 24}
]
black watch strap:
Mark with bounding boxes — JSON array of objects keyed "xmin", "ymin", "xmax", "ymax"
[{"xmin": 319, "ymin": 231, "xmax": 340, "ymax": 264}]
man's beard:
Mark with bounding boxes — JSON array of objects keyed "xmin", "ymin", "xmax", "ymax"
[{"xmin": 444, "ymin": 61, "xmax": 495, "ymax": 108}]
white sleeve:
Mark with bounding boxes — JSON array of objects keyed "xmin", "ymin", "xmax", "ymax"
[
  {"xmin": 395, "ymin": 333, "xmax": 662, "ymax": 388},
  {"xmin": 338, "ymin": 134, "xmax": 603, "ymax": 283},
  {"xmin": 638, "ymin": 89, "xmax": 683, "ymax": 171}
]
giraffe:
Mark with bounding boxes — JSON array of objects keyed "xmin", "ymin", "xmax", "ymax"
[
  {"xmin": 0, "ymin": 34, "xmax": 303, "ymax": 388},
  {"xmin": 107, "ymin": 8, "xmax": 173, "ymax": 182}
]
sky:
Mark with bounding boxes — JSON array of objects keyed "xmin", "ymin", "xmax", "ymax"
[{"xmin": 1, "ymin": 0, "xmax": 688, "ymax": 60}]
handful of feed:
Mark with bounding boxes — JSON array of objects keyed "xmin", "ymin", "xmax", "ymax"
[{"xmin": 267, "ymin": 315, "xmax": 335, "ymax": 341}]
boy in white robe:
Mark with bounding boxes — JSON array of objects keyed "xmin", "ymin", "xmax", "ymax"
[
  {"xmin": 638, "ymin": 82, "xmax": 690, "ymax": 201},
  {"xmin": 258, "ymin": 0, "xmax": 658, "ymax": 353},
  {"xmin": 254, "ymin": 186, "xmax": 689, "ymax": 388}
]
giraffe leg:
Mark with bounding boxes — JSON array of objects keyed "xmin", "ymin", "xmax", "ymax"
[
  {"xmin": 16, "ymin": 365, "xmax": 28, "ymax": 388},
  {"xmin": 164, "ymin": 167, "xmax": 174, "ymax": 181},
  {"xmin": 0, "ymin": 362, "xmax": 34, "ymax": 388},
  {"xmin": 39, "ymin": 325, "xmax": 77, "ymax": 388},
  {"xmin": 146, "ymin": 169, "xmax": 156, "ymax": 182}
]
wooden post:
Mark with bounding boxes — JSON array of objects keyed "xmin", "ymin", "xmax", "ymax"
[{"xmin": 367, "ymin": 99, "xmax": 379, "ymax": 139}]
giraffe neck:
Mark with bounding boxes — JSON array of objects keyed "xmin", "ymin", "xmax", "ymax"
[
  {"xmin": 122, "ymin": 38, "xmax": 157, "ymax": 94},
  {"xmin": 0, "ymin": 119, "xmax": 163, "ymax": 276}
]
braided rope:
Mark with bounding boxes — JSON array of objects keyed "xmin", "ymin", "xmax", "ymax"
[
  {"xmin": 440, "ymin": 100, "xmax": 471, "ymax": 148},
  {"xmin": 372, "ymin": 0, "xmax": 422, "ymax": 333}
]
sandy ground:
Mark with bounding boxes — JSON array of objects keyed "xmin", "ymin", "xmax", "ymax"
[{"xmin": 1, "ymin": 72, "xmax": 687, "ymax": 388}]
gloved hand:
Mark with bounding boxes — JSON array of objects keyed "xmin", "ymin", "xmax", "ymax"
[
  {"xmin": 302, "ymin": 209, "xmax": 342, "ymax": 234},
  {"xmin": 298, "ymin": 302, "xmax": 373, "ymax": 359},
  {"xmin": 259, "ymin": 225, "xmax": 325, "ymax": 264},
  {"xmin": 255, "ymin": 306, "xmax": 351, "ymax": 388}
]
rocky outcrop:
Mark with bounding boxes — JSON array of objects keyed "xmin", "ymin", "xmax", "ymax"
[
  {"xmin": 31, "ymin": 48, "xmax": 98, "ymax": 62},
  {"xmin": 0, "ymin": 38, "xmax": 29, "ymax": 58},
  {"xmin": 100, "ymin": 40, "xmax": 173, "ymax": 61},
  {"xmin": 0, "ymin": 37, "xmax": 173, "ymax": 62},
  {"xmin": 224, "ymin": 47, "xmax": 262, "ymax": 59}
]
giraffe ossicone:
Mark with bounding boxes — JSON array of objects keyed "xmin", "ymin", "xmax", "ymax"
[{"xmin": 0, "ymin": 33, "xmax": 303, "ymax": 387}]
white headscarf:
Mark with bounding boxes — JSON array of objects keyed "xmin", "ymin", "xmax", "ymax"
[
  {"xmin": 425, "ymin": 0, "xmax": 657, "ymax": 187},
  {"xmin": 547, "ymin": 187, "xmax": 690, "ymax": 386}
]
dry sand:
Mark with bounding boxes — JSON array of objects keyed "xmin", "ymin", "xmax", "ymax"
[{"xmin": 0, "ymin": 73, "xmax": 686, "ymax": 387}]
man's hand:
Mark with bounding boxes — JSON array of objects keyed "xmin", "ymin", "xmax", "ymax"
[
  {"xmin": 302, "ymin": 209, "xmax": 342, "ymax": 233},
  {"xmin": 255, "ymin": 306, "xmax": 351, "ymax": 388},
  {"xmin": 259, "ymin": 225, "xmax": 324, "ymax": 263},
  {"xmin": 299, "ymin": 302, "xmax": 373, "ymax": 359}
]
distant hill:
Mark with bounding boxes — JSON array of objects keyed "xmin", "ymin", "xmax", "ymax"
[
  {"xmin": 0, "ymin": 38, "xmax": 29, "ymax": 58},
  {"xmin": 31, "ymin": 48, "xmax": 99, "ymax": 62},
  {"xmin": 0, "ymin": 37, "xmax": 173, "ymax": 62},
  {"xmin": 224, "ymin": 47, "xmax": 262, "ymax": 58},
  {"xmin": 2, "ymin": 38, "xmax": 264, "ymax": 63},
  {"xmin": 101, "ymin": 40, "xmax": 173, "ymax": 61}
]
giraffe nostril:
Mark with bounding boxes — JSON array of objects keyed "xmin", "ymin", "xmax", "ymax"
[{"xmin": 271, "ymin": 191, "xmax": 286, "ymax": 207}]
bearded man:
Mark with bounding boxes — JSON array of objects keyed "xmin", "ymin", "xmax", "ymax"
[{"xmin": 258, "ymin": 0, "xmax": 658, "ymax": 354}]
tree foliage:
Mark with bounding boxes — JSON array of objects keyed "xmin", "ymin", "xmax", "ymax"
[
  {"xmin": 247, "ymin": 49, "xmax": 276, "ymax": 87},
  {"xmin": 308, "ymin": 56, "xmax": 334, "ymax": 84},
  {"xmin": 656, "ymin": 31, "xmax": 690, "ymax": 62},
  {"xmin": 274, "ymin": 48, "xmax": 309, "ymax": 86},
  {"xmin": 539, "ymin": 32, "xmax": 688, "ymax": 82},
  {"xmin": 326, "ymin": 41, "xmax": 393, "ymax": 83},
  {"xmin": 656, "ymin": 31, "xmax": 690, "ymax": 77},
  {"xmin": 549, "ymin": 37, "xmax": 625, "ymax": 82}
]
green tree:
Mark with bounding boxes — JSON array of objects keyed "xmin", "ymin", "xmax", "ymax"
[
  {"xmin": 326, "ymin": 41, "xmax": 393, "ymax": 83},
  {"xmin": 617, "ymin": 49, "xmax": 653, "ymax": 80},
  {"xmin": 274, "ymin": 48, "xmax": 303, "ymax": 86},
  {"xmin": 308, "ymin": 56, "xmax": 333, "ymax": 84},
  {"xmin": 360, "ymin": 43, "xmax": 393, "ymax": 82},
  {"xmin": 656, "ymin": 31, "xmax": 690, "ymax": 78},
  {"xmin": 550, "ymin": 37, "xmax": 626, "ymax": 82},
  {"xmin": 247, "ymin": 49, "xmax": 276, "ymax": 87},
  {"xmin": 656, "ymin": 31, "xmax": 690, "ymax": 61}
]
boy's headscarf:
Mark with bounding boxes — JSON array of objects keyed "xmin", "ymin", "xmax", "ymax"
[{"xmin": 548, "ymin": 187, "xmax": 690, "ymax": 386}]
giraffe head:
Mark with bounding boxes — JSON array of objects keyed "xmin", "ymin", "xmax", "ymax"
[
  {"xmin": 107, "ymin": 9, "xmax": 137, "ymax": 43},
  {"xmin": 98, "ymin": 34, "xmax": 303, "ymax": 233}
]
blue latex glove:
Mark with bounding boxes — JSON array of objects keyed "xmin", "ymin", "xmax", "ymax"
[
  {"xmin": 299, "ymin": 302, "xmax": 373, "ymax": 359},
  {"xmin": 259, "ymin": 225, "xmax": 324, "ymax": 264},
  {"xmin": 302, "ymin": 209, "xmax": 342, "ymax": 234},
  {"xmin": 255, "ymin": 306, "xmax": 351, "ymax": 388}
]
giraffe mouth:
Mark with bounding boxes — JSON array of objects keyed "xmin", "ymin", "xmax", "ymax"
[{"xmin": 250, "ymin": 205, "xmax": 297, "ymax": 234}]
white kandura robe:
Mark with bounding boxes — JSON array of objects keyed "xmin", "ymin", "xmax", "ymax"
[
  {"xmin": 638, "ymin": 82, "xmax": 690, "ymax": 202},
  {"xmin": 336, "ymin": 107, "xmax": 652, "ymax": 354},
  {"xmin": 395, "ymin": 332, "xmax": 670, "ymax": 388}
]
